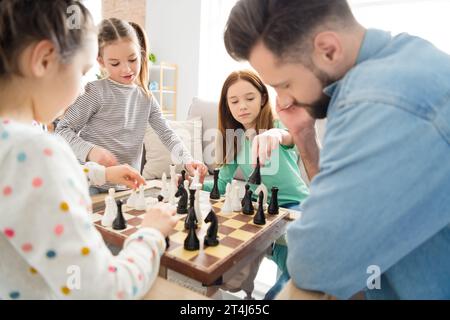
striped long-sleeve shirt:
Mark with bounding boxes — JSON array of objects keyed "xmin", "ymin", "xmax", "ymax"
[{"xmin": 56, "ymin": 79, "xmax": 192, "ymax": 172}]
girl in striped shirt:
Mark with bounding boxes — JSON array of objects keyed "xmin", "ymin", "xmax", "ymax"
[{"xmin": 56, "ymin": 18, "xmax": 207, "ymax": 193}]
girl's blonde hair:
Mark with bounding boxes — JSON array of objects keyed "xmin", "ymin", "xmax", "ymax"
[
  {"xmin": 217, "ymin": 70, "xmax": 274, "ymax": 164},
  {"xmin": 98, "ymin": 18, "xmax": 150, "ymax": 96}
]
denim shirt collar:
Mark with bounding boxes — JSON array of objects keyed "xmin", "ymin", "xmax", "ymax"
[{"xmin": 323, "ymin": 29, "xmax": 392, "ymax": 97}]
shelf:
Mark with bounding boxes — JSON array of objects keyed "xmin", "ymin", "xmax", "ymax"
[
  {"xmin": 152, "ymin": 90, "xmax": 176, "ymax": 94},
  {"xmin": 150, "ymin": 64, "xmax": 177, "ymax": 71}
]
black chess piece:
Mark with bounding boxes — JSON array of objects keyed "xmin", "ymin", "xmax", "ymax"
[
  {"xmin": 184, "ymin": 189, "xmax": 198, "ymax": 230},
  {"xmin": 210, "ymin": 168, "xmax": 221, "ymax": 200},
  {"xmin": 157, "ymin": 195, "xmax": 164, "ymax": 202},
  {"xmin": 242, "ymin": 184, "xmax": 255, "ymax": 215},
  {"xmin": 253, "ymin": 191, "xmax": 266, "ymax": 225},
  {"xmin": 175, "ymin": 184, "xmax": 188, "ymax": 214},
  {"xmin": 112, "ymin": 199, "xmax": 127, "ymax": 230},
  {"xmin": 184, "ymin": 216, "xmax": 200, "ymax": 251},
  {"xmin": 179, "ymin": 169, "xmax": 187, "ymax": 187},
  {"xmin": 204, "ymin": 209, "xmax": 219, "ymax": 247},
  {"xmin": 248, "ymin": 157, "xmax": 261, "ymax": 185},
  {"xmin": 268, "ymin": 187, "xmax": 279, "ymax": 215}
]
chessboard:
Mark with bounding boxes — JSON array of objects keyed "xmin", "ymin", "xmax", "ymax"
[{"xmin": 91, "ymin": 190, "xmax": 289, "ymax": 285}]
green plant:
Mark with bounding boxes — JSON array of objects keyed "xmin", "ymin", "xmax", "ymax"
[{"xmin": 149, "ymin": 53, "xmax": 157, "ymax": 64}]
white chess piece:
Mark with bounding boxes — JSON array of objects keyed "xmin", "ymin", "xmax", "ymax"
[
  {"xmin": 191, "ymin": 168, "xmax": 201, "ymax": 190},
  {"xmin": 231, "ymin": 180, "xmax": 242, "ymax": 212},
  {"xmin": 102, "ymin": 188, "xmax": 117, "ymax": 227},
  {"xmin": 255, "ymin": 183, "xmax": 268, "ymax": 210},
  {"xmin": 161, "ymin": 172, "xmax": 169, "ymax": 202},
  {"xmin": 127, "ymin": 189, "xmax": 138, "ymax": 209},
  {"xmin": 194, "ymin": 188, "xmax": 203, "ymax": 226},
  {"xmin": 222, "ymin": 183, "xmax": 233, "ymax": 215},
  {"xmin": 135, "ymin": 185, "xmax": 147, "ymax": 211}
]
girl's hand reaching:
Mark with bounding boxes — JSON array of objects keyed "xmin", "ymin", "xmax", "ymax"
[
  {"xmin": 185, "ymin": 160, "xmax": 209, "ymax": 184},
  {"xmin": 105, "ymin": 164, "xmax": 146, "ymax": 190},
  {"xmin": 252, "ymin": 129, "xmax": 293, "ymax": 167}
]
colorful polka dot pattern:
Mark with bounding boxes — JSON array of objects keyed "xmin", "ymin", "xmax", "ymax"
[{"xmin": 1, "ymin": 121, "xmax": 162, "ymax": 300}]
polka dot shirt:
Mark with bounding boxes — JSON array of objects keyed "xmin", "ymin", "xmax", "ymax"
[{"xmin": 0, "ymin": 119, "xmax": 166, "ymax": 300}]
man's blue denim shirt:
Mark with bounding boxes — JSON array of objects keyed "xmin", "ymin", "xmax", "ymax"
[{"xmin": 287, "ymin": 29, "xmax": 450, "ymax": 299}]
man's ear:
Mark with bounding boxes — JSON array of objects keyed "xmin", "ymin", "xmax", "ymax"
[
  {"xmin": 29, "ymin": 40, "xmax": 58, "ymax": 77},
  {"xmin": 313, "ymin": 31, "xmax": 343, "ymax": 65}
]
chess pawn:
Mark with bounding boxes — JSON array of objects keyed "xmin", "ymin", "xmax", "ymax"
[
  {"xmin": 113, "ymin": 199, "xmax": 127, "ymax": 230},
  {"xmin": 231, "ymin": 180, "xmax": 242, "ymax": 212},
  {"xmin": 184, "ymin": 217, "xmax": 200, "ymax": 251},
  {"xmin": 268, "ymin": 187, "xmax": 279, "ymax": 215},
  {"xmin": 161, "ymin": 172, "xmax": 169, "ymax": 201},
  {"xmin": 135, "ymin": 185, "xmax": 146, "ymax": 211},
  {"xmin": 253, "ymin": 191, "xmax": 266, "ymax": 225},
  {"xmin": 102, "ymin": 188, "xmax": 117, "ymax": 227},
  {"xmin": 210, "ymin": 168, "xmax": 220, "ymax": 200},
  {"xmin": 222, "ymin": 183, "xmax": 233, "ymax": 215}
]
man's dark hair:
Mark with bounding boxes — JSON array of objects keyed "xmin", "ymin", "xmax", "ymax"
[{"xmin": 224, "ymin": 0, "xmax": 355, "ymax": 63}]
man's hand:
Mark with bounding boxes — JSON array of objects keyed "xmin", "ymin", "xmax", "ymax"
[
  {"xmin": 276, "ymin": 98, "xmax": 320, "ymax": 180},
  {"xmin": 276, "ymin": 98, "xmax": 316, "ymax": 136},
  {"xmin": 88, "ymin": 146, "xmax": 118, "ymax": 167},
  {"xmin": 105, "ymin": 164, "xmax": 146, "ymax": 190}
]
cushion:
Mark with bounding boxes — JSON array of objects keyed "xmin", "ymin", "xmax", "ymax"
[
  {"xmin": 187, "ymin": 97, "xmax": 219, "ymax": 174},
  {"xmin": 142, "ymin": 118, "xmax": 203, "ymax": 179}
]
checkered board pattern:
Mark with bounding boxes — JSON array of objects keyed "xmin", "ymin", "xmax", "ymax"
[{"xmin": 91, "ymin": 191, "xmax": 289, "ymax": 285}]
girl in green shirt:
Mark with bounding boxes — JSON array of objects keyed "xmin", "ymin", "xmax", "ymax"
[{"xmin": 203, "ymin": 70, "xmax": 309, "ymax": 299}]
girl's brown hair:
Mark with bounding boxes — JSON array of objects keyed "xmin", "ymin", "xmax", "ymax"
[
  {"xmin": 217, "ymin": 70, "xmax": 274, "ymax": 164},
  {"xmin": 0, "ymin": 0, "xmax": 94, "ymax": 79},
  {"xmin": 98, "ymin": 18, "xmax": 150, "ymax": 96}
]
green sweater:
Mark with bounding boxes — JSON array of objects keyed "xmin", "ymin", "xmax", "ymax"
[{"xmin": 203, "ymin": 122, "xmax": 309, "ymax": 206}]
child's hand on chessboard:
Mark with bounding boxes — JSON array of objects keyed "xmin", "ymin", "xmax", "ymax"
[
  {"xmin": 141, "ymin": 203, "xmax": 177, "ymax": 237},
  {"xmin": 88, "ymin": 146, "xmax": 119, "ymax": 167},
  {"xmin": 105, "ymin": 164, "xmax": 145, "ymax": 190}
]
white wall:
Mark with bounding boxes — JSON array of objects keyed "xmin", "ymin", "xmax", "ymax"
[{"xmin": 146, "ymin": 0, "xmax": 202, "ymax": 120}]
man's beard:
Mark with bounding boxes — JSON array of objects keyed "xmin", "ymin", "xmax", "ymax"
[{"xmin": 294, "ymin": 62, "xmax": 334, "ymax": 119}]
